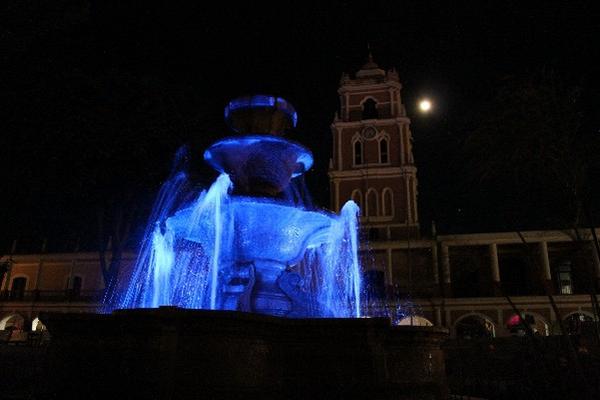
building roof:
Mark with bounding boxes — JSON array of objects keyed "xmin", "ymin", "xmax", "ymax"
[{"xmin": 355, "ymin": 52, "xmax": 386, "ymax": 78}]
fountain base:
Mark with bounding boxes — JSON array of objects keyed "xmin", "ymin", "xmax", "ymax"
[{"xmin": 40, "ymin": 308, "xmax": 448, "ymax": 399}]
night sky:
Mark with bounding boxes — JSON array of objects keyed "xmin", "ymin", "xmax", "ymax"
[{"xmin": 3, "ymin": 1, "xmax": 600, "ymax": 253}]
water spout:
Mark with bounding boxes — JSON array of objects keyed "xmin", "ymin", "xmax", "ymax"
[{"xmin": 109, "ymin": 96, "xmax": 364, "ymax": 318}]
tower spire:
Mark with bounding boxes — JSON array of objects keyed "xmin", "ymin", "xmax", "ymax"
[
  {"xmin": 361, "ymin": 43, "xmax": 379, "ymax": 71},
  {"xmin": 356, "ymin": 44, "xmax": 383, "ymax": 77}
]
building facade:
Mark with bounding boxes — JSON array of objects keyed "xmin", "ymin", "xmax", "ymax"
[
  {"xmin": 330, "ymin": 55, "xmax": 600, "ymax": 337},
  {"xmin": 2, "ymin": 55, "xmax": 600, "ymax": 340},
  {"xmin": 0, "ymin": 251, "xmax": 135, "ymax": 341}
]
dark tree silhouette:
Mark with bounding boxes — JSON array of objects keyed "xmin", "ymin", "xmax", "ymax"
[{"xmin": 460, "ymin": 70, "xmax": 599, "ymax": 230}]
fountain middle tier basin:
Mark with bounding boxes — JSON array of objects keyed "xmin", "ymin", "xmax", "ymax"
[
  {"xmin": 166, "ymin": 196, "xmax": 334, "ymax": 265},
  {"xmin": 204, "ymin": 135, "xmax": 313, "ymax": 196}
]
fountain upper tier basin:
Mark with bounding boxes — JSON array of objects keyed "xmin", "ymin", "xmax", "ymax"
[
  {"xmin": 204, "ymin": 135, "xmax": 313, "ymax": 196},
  {"xmin": 166, "ymin": 196, "xmax": 333, "ymax": 265},
  {"xmin": 224, "ymin": 95, "xmax": 298, "ymax": 135}
]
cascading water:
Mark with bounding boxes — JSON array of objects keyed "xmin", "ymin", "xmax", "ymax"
[{"xmin": 108, "ymin": 95, "xmax": 363, "ymax": 318}]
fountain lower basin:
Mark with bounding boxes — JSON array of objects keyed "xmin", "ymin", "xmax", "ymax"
[
  {"xmin": 167, "ymin": 196, "xmax": 333, "ymax": 265},
  {"xmin": 165, "ymin": 195, "xmax": 353, "ymax": 316},
  {"xmin": 41, "ymin": 308, "xmax": 449, "ymax": 399}
]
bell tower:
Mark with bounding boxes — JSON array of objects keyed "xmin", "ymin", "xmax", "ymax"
[{"xmin": 329, "ymin": 54, "xmax": 419, "ymax": 239}]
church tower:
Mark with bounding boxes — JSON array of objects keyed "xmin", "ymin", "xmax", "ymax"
[{"xmin": 329, "ymin": 54, "xmax": 419, "ymax": 240}]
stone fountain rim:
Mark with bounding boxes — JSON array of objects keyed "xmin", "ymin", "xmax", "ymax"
[
  {"xmin": 42, "ymin": 307, "xmax": 447, "ymax": 333},
  {"xmin": 203, "ymin": 134, "xmax": 314, "ymax": 178}
]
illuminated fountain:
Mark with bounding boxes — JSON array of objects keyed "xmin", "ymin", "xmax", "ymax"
[
  {"xmin": 109, "ymin": 95, "xmax": 362, "ymax": 318},
  {"xmin": 43, "ymin": 95, "xmax": 448, "ymax": 400}
]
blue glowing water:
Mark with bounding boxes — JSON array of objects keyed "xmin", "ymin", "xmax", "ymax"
[
  {"xmin": 110, "ymin": 153, "xmax": 363, "ymax": 318},
  {"xmin": 204, "ymin": 135, "xmax": 313, "ymax": 180},
  {"xmin": 106, "ymin": 91, "xmax": 366, "ymax": 319}
]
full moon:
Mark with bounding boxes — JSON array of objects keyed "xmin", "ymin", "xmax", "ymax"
[{"xmin": 419, "ymin": 99, "xmax": 432, "ymax": 112}]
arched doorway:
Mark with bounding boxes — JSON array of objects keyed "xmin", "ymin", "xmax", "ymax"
[
  {"xmin": 455, "ymin": 314, "xmax": 496, "ymax": 339},
  {"xmin": 506, "ymin": 312, "xmax": 549, "ymax": 336},
  {"xmin": 0, "ymin": 313, "xmax": 25, "ymax": 331},
  {"xmin": 361, "ymin": 98, "xmax": 378, "ymax": 119},
  {"xmin": 31, "ymin": 317, "xmax": 47, "ymax": 332},
  {"xmin": 564, "ymin": 312, "xmax": 595, "ymax": 335}
]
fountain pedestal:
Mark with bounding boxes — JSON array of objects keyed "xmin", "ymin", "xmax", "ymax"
[
  {"xmin": 250, "ymin": 261, "xmax": 298, "ymax": 316},
  {"xmin": 40, "ymin": 308, "xmax": 448, "ymax": 399}
]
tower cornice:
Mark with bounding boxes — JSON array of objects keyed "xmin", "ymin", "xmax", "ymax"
[
  {"xmin": 328, "ymin": 166, "xmax": 417, "ymax": 179},
  {"xmin": 330, "ymin": 117, "xmax": 411, "ymax": 128},
  {"xmin": 338, "ymin": 81, "xmax": 402, "ymax": 93}
]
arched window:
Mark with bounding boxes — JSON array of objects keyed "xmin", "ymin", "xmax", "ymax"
[
  {"xmin": 362, "ymin": 98, "xmax": 378, "ymax": 119},
  {"xmin": 455, "ymin": 314, "xmax": 496, "ymax": 339},
  {"xmin": 382, "ymin": 188, "xmax": 394, "ymax": 216},
  {"xmin": 10, "ymin": 277, "xmax": 27, "ymax": 300},
  {"xmin": 506, "ymin": 313, "xmax": 549, "ymax": 336},
  {"xmin": 564, "ymin": 312, "xmax": 594, "ymax": 335},
  {"xmin": 379, "ymin": 138, "xmax": 388, "ymax": 163},
  {"xmin": 351, "ymin": 190, "xmax": 363, "ymax": 215},
  {"xmin": 366, "ymin": 189, "xmax": 379, "ymax": 217},
  {"xmin": 31, "ymin": 317, "xmax": 47, "ymax": 332},
  {"xmin": 354, "ymin": 140, "xmax": 363, "ymax": 165}
]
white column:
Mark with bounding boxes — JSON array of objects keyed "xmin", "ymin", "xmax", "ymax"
[
  {"xmin": 334, "ymin": 180, "xmax": 340, "ymax": 213},
  {"xmin": 435, "ymin": 307, "xmax": 442, "ymax": 326},
  {"xmin": 539, "ymin": 241, "xmax": 552, "ymax": 281},
  {"xmin": 2, "ymin": 241, "xmax": 17, "ymax": 291},
  {"xmin": 441, "ymin": 244, "xmax": 451, "ymax": 284},
  {"xmin": 1, "ymin": 262, "xmax": 10, "ymax": 291},
  {"xmin": 405, "ymin": 176, "xmax": 411, "ymax": 223},
  {"xmin": 592, "ymin": 243, "xmax": 600, "ymax": 280},
  {"xmin": 68, "ymin": 258, "xmax": 75, "ymax": 290},
  {"xmin": 34, "ymin": 239, "xmax": 47, "ymax": 291},
  {"xmin": 411, "ymin": 176, "xmax": 418, "ymax": 223},
  {"xmin": 489, "ymin": 243, "xmax": 500, "ymax": 283},
  {"xmin": 336, "ymin": 127, "xmax": 343, "ymax": 171},
  {"xmin": 549, "ymin": 304, "xmax": 557, "ymax": 322},
  {"xmin": 344, "ymin": 94, "xmax": 349, "ymax": 120},
  {"xmin": 431, "ymin": 242, "xmax": 439, "ymax": 284},
  {"xmin": 387, "ymin": 248, "xmax": 393, "ymax": 286},
  {"xmin": 398, "ymin": 123, "xmax": 406, "ymax": 164}
]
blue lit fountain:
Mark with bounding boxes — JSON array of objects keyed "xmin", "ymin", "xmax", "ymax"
[
  {"xmin": 110, "ymin": 95, "xmax": 362, "ymax": 318},
  {"xmin": 45, "ymin": 96, "xmax": 447, "ymax": 400}
]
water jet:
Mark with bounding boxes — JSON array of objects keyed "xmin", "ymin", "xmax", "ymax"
[{"xmin": 109, "ymin": 95, "xmax": 362, "ymax": 318}]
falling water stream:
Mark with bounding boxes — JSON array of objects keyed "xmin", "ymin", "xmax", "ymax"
[
  {"xmin": 110, "ymin": 165, "xmax": 363, "ymax": 317},
  {"xmin": 108, "ymin": 96, "xmax": 363, "ymax": 318}
]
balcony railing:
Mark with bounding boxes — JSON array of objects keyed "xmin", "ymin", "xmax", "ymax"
[{"xmin": 0, "ymin": 290, "xmax": 103, "ymax": 303}]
